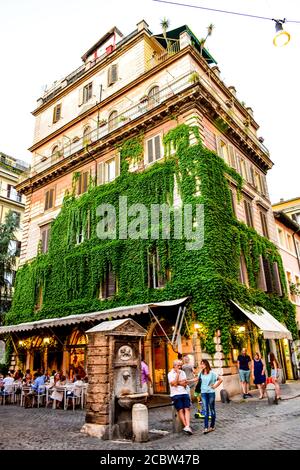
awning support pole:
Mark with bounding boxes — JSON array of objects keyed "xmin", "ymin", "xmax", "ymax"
[
  {"xmin": 171, "ymin": 306, "xmax": 182, "ymax": 344},
  {"xmin": 148, "ymin": 307, "xmax": 173, "ymax": 346},
  {"xmin": 47, "ymin": 327, "xmax": 64, "ymax": 346},
  {"xmin": 175, "ymin": 306, "xmax": 186, "ymax": 348}
]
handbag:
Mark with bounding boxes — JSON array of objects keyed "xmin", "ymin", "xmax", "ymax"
[{"xmin": 194, "ymin": 375, "xmax": 202, "ymax": 394}]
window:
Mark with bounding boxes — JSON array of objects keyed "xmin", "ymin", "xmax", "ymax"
[
  {"xmin": 286, "ymin": 233, "xmax": 294, "ymax": 252},
  {"xmin": 7, "ymin": 185, "xmax": 21, "ymax": 203},
  {"xmin": 254, "ymin": 171, "xmax": 262, "ymax": 193},
  {"xmin": 11, "ymin": 211, "xmax": 21, "ymax": 228},
  {"xmin": 147, "ymin": 247, "xmax": 169, "ymax": 288},
  {"xmin": 239, "ymin": 254, "xmax": 249, "ymax": 286},
  {"xmin": 100, "ymin": 264, "xmax": 116, "ymax": 299},
  {"xmin": 240, "ymin": 159, "xmax": 247, "ymax": 180},
  {"xmin": 148, "ymin": 86, "xmax": 160, "ymax": 108},
  {"xmin": 107, "ymin": 64, "xmax": 118, "ymax": 86},
  {"xmin": 83, "ymin": 126, "xmax": 91, "ymax": 146},
  {"xmin": 83, "ymin": 82, "xmax": 93, "ymax": 104},
  {"xmin": 97, "ymin": 156, "xmax": 120, "ymax": 185},
  {"xmin": 4, "ymin": 270, "xmax": 16, "ymax": 287},
  {"xmin": 40, "ymin": 224, "xmax": 50, "ymax": 254},
  {"xmin": 259, "ymin": 209, "xmax": 269, "ymax": 238},
  {"xmin": 106, "ymin": 158, "xmax": 116, "ymax": 183},
  {"xmin": 53, "ymin": 104, "xmax": 62, "ymax": 123},
  {"xmin": 77, "ymin": 171, "xmax": 89, "ymax": 195},
  {"xmin": 51, "ymin": 145, "xmax": 61, "ymax": 160},
  {"xmin": 108, "ymin": 111, "xmax": 118, "ymax": 132},
  {"xmin": 243, "ymin": 197, "xmax": 253, "ymax": 228},
  {"xmin": 7, "ymin": 240, "xmax": 21, "ymax": 257},
  {"xmin": 44, "ymin": 188, "xmax": 55, "ymax": 211},
  {"xmin": 257, "ymin": 256, "xmax": 282, "ymax": 295},
  {"xmin": 292, "ymin": 212, "xmax": 300, "ymax": 224},
  {"xmin": 229, "ymin": 188, "xmax": 236, "ymax": 216},
  {"xmin": 218, "ymin": 140, "xmax": 229, "ymax": 165},
  {"xmin": 277, "ymin": 228, "xmax": 285, "ymax": 247},
  {"xmin": 146, "ymin": 135, "xmax": 162, "ymax": 164},
  {"xmin": 35, "ymin": 286, "xmax": 43, "ymax": 311}
]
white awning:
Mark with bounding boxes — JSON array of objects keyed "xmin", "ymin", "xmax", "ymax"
[
  {"xmin": 0, "ymin": 297, "xmax": 189, "ymax": 335},
  {"xmin": 231, "ymin": 300, "xmax": 292, "ymax": 340}
]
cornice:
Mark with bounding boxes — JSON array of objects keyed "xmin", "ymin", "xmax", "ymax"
[{"xmin": 18, "ymin": 83, "xmax": 272, "ymax": 195}]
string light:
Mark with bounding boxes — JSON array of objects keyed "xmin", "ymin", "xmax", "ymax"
[{"xmin": 153, "ymin": 0, "xmax": 300, "ymax": 46}]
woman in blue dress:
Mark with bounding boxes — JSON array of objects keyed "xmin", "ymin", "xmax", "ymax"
[{"xmin": 251, "ymin": 352, "xmax": 266, "ymax": 399}]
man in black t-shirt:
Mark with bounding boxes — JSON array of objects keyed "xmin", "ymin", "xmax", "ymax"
[{"xmin": 237, "ymin": 348, "xmax": 252, "ymax": 399}]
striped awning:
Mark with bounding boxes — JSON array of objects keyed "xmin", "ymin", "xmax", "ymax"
[{"xmin": 0, "ymin": 297, "xmax": 189, "ymax": 335}]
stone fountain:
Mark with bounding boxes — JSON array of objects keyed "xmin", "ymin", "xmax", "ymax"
[{"xmin": 81, "ymin": 318, "xmax": 147, "ymax": 440}]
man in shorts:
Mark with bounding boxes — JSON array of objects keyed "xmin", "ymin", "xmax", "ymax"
[
  {"xmin": 168, "ymin": 359, "xmax": 193, "ymax": 434},
  {"xmin": 237, "ymin": 348, "xmax": 252, "ymax": 399}
]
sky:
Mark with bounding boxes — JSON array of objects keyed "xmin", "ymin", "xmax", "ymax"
[{"xmin": 0, "ymin": 0, "xmax": 299, "ymax": 203}]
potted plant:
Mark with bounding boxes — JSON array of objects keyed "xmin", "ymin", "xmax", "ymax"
[{"xmin": 189, "ymin": 71, "xmax": 200, "ymax": 84}]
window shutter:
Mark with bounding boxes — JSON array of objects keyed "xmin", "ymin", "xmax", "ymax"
[
  {"xmin": 154, "ymin": 136, "xmax": 161, "ymax": 160},
  {"xmin": 49, "ymin": 189, "xmax": 54, "ymax": 209},
  {"xmin": 228, "ymin": 145, "xmax": 236, "ymax": 169},
  {"xmin": 263, "ymin": 257, "xmax": 273, "ymax": 292},
  {"xmin": 111, "ymin": 64, "xmax": 118, "ymax": 83},
  {"xmin": 257, "ymin": 255, "xmax": 267, "ymax": 291},
  {"xmin": 115, "ymin": 153, "xmax": 120, "ymax": 177},
  {"xmin": 7, "ymin": 184, "xmax": 12, "ymax": 198},
  {"xmin": 97, "ymin": 162, "xmax": 104, "ymax": 185},
  {"xmin": 45, "ymin": 191, "xmax": 49, "ymax": 210},
  {"xmin": 272, "ymin": 262, "xmax": 283, "ymax": 296},
  {"xmin": 78, "ymin": 174, "xmax": 82, "ymax": 195},
  {"xmin": 82, "ymin": 172, "xmax": 88, "ymax": 193},
  {"xmin": 260, "ymin": 174, "xmax": 267, "ymax": 196},
  {"xmin": 260, "ymin": 211, "xmax": 269, "ymax": 238},
  {"xmin": 147, "ymin": 140, "xmax": 154, "ymax": 163},
  {"xmin": 216, "ymin": 137, "xmax": 222, "ymax": 158},
  {"xmin": 78, "ymin": 88, "xmax": 84, "ymax": 106},
  {"xmin": 244, "ymin": 199, "xmax": 253, "ymax": 227},
  {"xmin": 235, "ymin": 155, "xmax": 242, "ymax": 174},
  {"xmin": 107, "ymin": 269, "xmax": 116, "ymax": 297}
]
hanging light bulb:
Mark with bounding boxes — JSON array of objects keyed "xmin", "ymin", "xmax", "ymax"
[{"xmin": 273, "ymin": 19, "xmax": 290, "ymax": 47}]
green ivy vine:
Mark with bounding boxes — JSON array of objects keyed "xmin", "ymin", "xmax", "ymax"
[{"xmin": 7, "ymin": 124, "xmax": 297, "ymax": 359}]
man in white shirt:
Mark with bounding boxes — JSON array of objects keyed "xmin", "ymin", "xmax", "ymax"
[{"xmin": 168, "ymin": 359, "xmax": 193, "ymax": 434}]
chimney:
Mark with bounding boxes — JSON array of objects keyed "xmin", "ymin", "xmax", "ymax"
[
  {"xmin": 228, "ymin": 86, "xmax": 237, "ymax": 96},
  {"xmin": 137, "ymin": 20, "xmax": 149, "ymax": 32},
  {"xmin": 211, "ymin": 65, "xmax": 221, "ymax": 77}
]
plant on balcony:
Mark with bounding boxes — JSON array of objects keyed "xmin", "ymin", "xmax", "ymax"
[
  {"xmin": 119, "ymin": 115, "xmax": 129, "ymax": 122},
  {"xmin": 189, "ymin": 71, "xmax": 200, "ymax": 84},
  {"xmin": 289, "ymin": 282, "xmax": 300, "ymax": 296}
]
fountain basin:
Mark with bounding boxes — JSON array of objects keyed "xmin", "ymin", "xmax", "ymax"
[{"xmin": 118, "ymin": 393, "xmax": 148, "ymax": 409}]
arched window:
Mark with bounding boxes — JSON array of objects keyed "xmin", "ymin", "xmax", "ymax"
[
  {"xmin": 51, "ymin": 145, "xmax": 61, "ymax": 160},
  {"xmin": 108, "ymin": 110, "xmax": 118, "ymax": 132},
  {"xmin": 83, "ymin": 126, "xmax": 91, "ymax": 146},
  {"xmin": 148, "ymin": 86, "xmax": 160, "ymax": 108}
]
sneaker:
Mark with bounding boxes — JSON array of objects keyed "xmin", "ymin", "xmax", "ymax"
[
  {"xmin": 183, "ymin": 426, "xmax": 193, "ymax": 435},
  {"xmin": 243, "ymin": 394, "xmax": 247, "ymax": 399},
  {"xmin": 246, "ymin": 393, "xmax": 253, "ymax": 397},
  {"xmin": 203, "ymin": 428, "xmax": 209, "ymax": 434}
]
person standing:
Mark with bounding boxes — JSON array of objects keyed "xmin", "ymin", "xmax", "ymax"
[
  {"xmin": 237, "ymin": 348, "xmax": 252, "ymax": 399},
  {"xmin": 141, "ymin": 358, "xmax": 152, "ymax": 394},
  {"xmin": 168, "ymin": 359, "xmax": 193, "ymax": 435},
  {"xmin": 269, "ymin": 352, "xmax": 281, "ymax": 400},
  {"xmin": 251, "ymin": 352, "xmax": 266, "ymax": 399},
  {"xmin": 199, "ymin": 359, "xmax": 223, "ymax": 434}
]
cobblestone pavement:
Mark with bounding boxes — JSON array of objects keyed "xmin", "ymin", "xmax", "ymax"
[{"xmin": 0, "ymin": 382, "xmax": 300, "ymax": 450}]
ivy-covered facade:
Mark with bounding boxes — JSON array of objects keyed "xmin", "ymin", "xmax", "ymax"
[
  {"xmin": 3, "ymin": 124, "xmax": 298, "ymax": 392},
  {"xmin": 0, "ymin": 22, "xmax": 297, "ymax": 394}
]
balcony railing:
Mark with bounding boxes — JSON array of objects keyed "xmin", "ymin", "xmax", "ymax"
[
  {"xmin": 32, "ymin": 72, "xmax": 194, "ymax": 174},
  {"xmin": 30, "ymin": 68, "xmax": 270, "ymax": 178}
]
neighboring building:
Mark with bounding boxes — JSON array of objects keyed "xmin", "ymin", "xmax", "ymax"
[
  {"xmin": 273, "ymin": 197, "xmax": 300, "ymax": 225},
  {"xmin": 0, "ymin": 20, "xmax": 296, "ymax": 395},
  {"xmin": 0, "ymin": 152, "xmax": 29, "ymax": 315},
  {"xmin": 273, "ymin": 210, "xmax": 300, "ymax": 377}
]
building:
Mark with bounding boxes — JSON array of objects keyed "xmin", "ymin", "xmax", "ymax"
[
  {"xmin": 0, "ymin": 152, "xmax": 29, "ymax": 316},
  {"xmin": 0, "ymin": 20, "xmax": 297, "ymax": 395},
  {"xmin": 273, "ymin": 209, "xmax": 300, "ymax": 377},
  {"xmin": 273, "ymin": 197, "xmax": 300, "ymax": 225}
]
